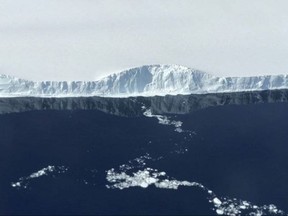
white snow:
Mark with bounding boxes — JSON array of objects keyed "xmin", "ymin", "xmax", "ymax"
[{"xmin": 1, "ymin": 64, "xmax": 288, "ymax": 98}]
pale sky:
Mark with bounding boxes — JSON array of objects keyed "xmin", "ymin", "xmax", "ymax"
[{"xmin": 0, "ymin": 0, "xmax": 288, "ymax": 81}]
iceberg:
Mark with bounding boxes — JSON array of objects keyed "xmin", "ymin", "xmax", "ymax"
[{"xmin": 1, "ymin": 64, "xmax": 288, "ymax": 97}]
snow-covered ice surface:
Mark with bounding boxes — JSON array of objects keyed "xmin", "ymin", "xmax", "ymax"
[
  {"xmin": 2, "ymin": 64, "xmax": 288, "ymax": 97},
  {"xmin": 11, "ymin": 165, "xmax": 68, "ymax": 189}
]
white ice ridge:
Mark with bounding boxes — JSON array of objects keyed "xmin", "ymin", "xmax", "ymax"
[
  {"xmin": 1, "ymin": 64, "xmax": 288, "ymax": 97},
  {"xmin": 11, "ymin": 165, "xmax": 68, "ymax": 189},
  {"xmin": 106, "ymin": 164, "xmax": 285, "ymax": 215}
]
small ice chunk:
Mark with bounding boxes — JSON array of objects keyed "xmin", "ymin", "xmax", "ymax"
[
  {"xmin": 140, "ymin": 182, "xmax": 149, "ymax": 188},
  {"xmin": 213, "ymin": 197, "xmax": 222, "ymax": 205},
  {"xmin": 243, "ymin": 201, "xmax": 249, "ymax": 206},
  {"xmin": 216, "ymin": 209, "xmax": 224, "ymax": 215},
  {"xmin": 11, "ymin": 182, "xmax": 21, "ymax": 187}
]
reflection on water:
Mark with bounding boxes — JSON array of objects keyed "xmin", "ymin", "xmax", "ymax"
[{"xmin": 0, "ymin": 89, "xmax": 288, "ymax": 116}]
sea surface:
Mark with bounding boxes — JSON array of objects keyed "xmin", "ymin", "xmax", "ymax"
[{"xmin": 1, "ymin": 90, "xmax": 288, "ymax": 215}]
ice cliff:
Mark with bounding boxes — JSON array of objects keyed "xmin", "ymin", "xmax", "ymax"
[{"xmin": 1, "ymin": 64, "xmax": 288, "ymax": 97}]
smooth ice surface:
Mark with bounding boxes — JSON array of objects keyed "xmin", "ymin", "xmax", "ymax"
[{"xmin": 1, "ymin": 65, "xmax": 288, "ymax": 97}]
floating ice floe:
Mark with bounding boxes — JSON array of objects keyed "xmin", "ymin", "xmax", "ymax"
[
  {"xmin": 119, "ymin": 153, "xmax": 152, "ymax": 171},
  {"xmin": 11, "ymin": 165, "xmax": 68, "ymax": 189},
  {"xmin": 142, "ymin": 107, "xmax": 184, "ymax": 133},
  {"xmin": 106, "ymin": 164, "xmax": 285, "ymax": 215},
  {"xmin": 212, "ymin": 197, "xmax": 285, "ymax": 215},
  {"xmin": 106, "ymin": 167, "xmax": 202, "ymax": 190},
  {"xmin": 142, "ymin": 106, "xmax": 196, "ymax": 155}
]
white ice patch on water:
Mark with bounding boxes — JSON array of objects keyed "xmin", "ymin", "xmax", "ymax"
[
  {"xmin": 119, "ymin": 153, "xmax": 152, "ymax": 171},
  {"xmin": 212, "ymin": 197, "xmax": 285, "ymax": 215},
  {"xmin": 29, "ymin": 165, "xmax": 55, "ymax": 178},
  {"xmin": 106, "ymin": 167, "xmax": 203, "ymax": 190},
  {"xmin": 142, "ymin": 106, "xmax": 197, "ymax": 155},
  {"xmin": 11, "ymin": 165, "xmax": 68, "ymax": 189},
  {"xmin": 106, "ymin": 164, "xmax": 286, "ymax": 215},
  {"xmin": 142, "ymin": 107, "xmax": 184, "ymax": 133},
  {"xmin": 104, "ymin": 107, "xmax": 286, "ymax": 215}
]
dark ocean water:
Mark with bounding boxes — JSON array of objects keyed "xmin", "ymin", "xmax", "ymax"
[{"xmin": 1, "ymin": 90, "xmax": 288, "ymax": 215}]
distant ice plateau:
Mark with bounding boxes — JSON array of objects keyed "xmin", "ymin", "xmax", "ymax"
[{"xmin": 1, "ymin": 64, "xmax": 288, "ymax": 97}]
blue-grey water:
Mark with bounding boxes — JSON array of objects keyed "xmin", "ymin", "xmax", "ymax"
[{"xmin": 0, "ymin": 90, "xmax": 288, "ymax": 215}]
